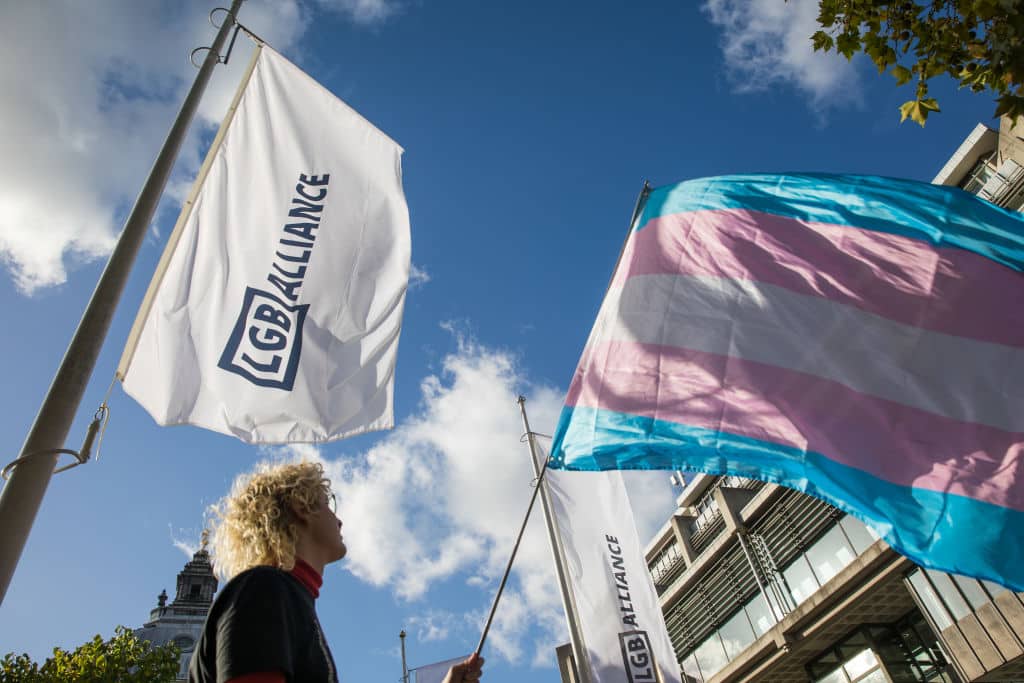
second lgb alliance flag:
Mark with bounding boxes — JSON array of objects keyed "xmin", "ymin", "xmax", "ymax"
[
  {"xmin": 540, "ymin": 439, "xmax": 682, "ymax": 683},
  {"xmin": 118, "ymin": 45, "xmax": 410, "ymax": 443}
]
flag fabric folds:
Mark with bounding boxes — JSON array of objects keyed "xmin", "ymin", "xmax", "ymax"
[
  {"xmin": 118, "ymin": 45, "xmax": 410, "ymax": 443},
  {"xmin": 541, "ymin": 440, "xmax": 682, "ymax": 683},
  {"xmin": 549, "ymin": 173, "xmax": 1024, "ymax": 589}
]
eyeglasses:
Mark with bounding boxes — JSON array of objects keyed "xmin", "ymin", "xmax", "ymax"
[{"xmin": 328, "ymin": 492, "xmax": 337, "ymax": 515}]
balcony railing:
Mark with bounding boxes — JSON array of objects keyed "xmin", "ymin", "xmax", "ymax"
[{"xmin": 650, "ymin": 540, "xmax": 686, "ymax": 591}]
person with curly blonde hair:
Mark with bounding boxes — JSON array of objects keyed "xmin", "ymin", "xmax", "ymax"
[{"xmin": 189, "ymin": 460, "xmax": 484, "ymax": 683}]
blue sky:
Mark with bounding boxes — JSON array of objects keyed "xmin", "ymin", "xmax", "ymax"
[{"xmin": 0, "ymin": 1, "xmax": 997, "ymax": 681}]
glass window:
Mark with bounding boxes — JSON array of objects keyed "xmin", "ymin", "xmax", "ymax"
[
  {"xmin": 813, "ymin": 667, "xmax": 849, "ymax": 683},
  {"xmin": 784, "ymin": 556, "xmax": 820, "ymax": 605},
  {"xmin": 681, "ymin": 653, "xmax": 703, "ymax": 683},
  {"xmin": 907, "ymin": 570, "xmax": 954, "ymax": 630},
  {"xmin": 744, "ymin": 594, "xmax": 774, "ymax": 637},
  {"xmin": 806, "ymin": 525, "xmax": 856, "ymax": 587},
  {"xmin": 854, "ymin": 670, "xmax": 887, "ymax": 683},
  {"xmin": 843, "ymin": 648, "xmax": 878, "ymax": 680},
  {"xmin": 926, "ymin": 569, "xmax": 971, "ymax": 620},
  {"xmin": 839, "ymin": 516, "xmax": 879, "ymax": 555},
  {"xmin": 952, "ymin": 574, "xmax": 991, "ymax": 610},
  {"xmin": 690, "ymin": 496, "xmax": 721, "ymax": 535},
  {"xmin": 693, "ymin": 633, "xmax": 729, "ymax": 681},
  {"xmin": 808, "ymin": 650, "xmax": 842, "ymax": 681},
  {"xmin": 836, "ymin": 632, "xmax": 869, "ymax": 661},
  {"xmin": 719, "ymin": 608, "xmax": 756, "ymax": 659},
  {"xmin": 961, "ymin": 154, "xmax": 996, "ymax": 193}
]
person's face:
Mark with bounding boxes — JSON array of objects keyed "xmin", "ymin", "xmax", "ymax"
[{"xmin": 311, "ymin": 490, "xmax": 347, "ymax": 562}]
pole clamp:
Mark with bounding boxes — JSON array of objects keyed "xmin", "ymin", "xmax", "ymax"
[
  {"xmin": 1, "ymin": 406, "xmax": 109, "ymax": 481},
  {"xmin": 191, "ymin": 7, "xmax": 267, "ymax": 68}
]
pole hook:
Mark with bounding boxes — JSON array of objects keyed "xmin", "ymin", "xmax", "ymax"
[
  {"xmin": 1, "ymin": 404, "xmax": 109, "ymax": 481},
  {"xmin": 191, "ymin": 7, "xmax": 249, "ymax": 68},
  {"xmin": 191, "ymin": 8, "xmax": 268, "ymax": 68},
  {"xmin": 209, "ymin": 6, "xmax": 236, "ymax": 29}
]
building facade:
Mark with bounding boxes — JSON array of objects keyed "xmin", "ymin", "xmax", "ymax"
[
  {"xmin": 135, "ymin": 544, "xmax": 218, "ymax": 680},
  {"xmin": 932, "ymin": 117, "xmax": 1024, "ymax": 210},
  {"xmin": 644, "ymin": 474, "xmax": 1024, "ymax": 682}
]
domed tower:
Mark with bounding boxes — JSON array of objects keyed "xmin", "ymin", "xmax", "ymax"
[{"xmin": 135, "ymin": 534, "xmax": 218, "ymax": 679}]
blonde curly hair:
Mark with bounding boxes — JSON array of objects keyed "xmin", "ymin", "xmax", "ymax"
[{"xmin": 208, "ymin": 461, "xmax": 332, "ymax": 580}]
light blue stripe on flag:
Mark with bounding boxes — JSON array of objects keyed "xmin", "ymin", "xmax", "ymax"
[
  {"xmin": 551, "ymin": 406, "xmax": 1024, "ymax": 591},
  {"xmin": 639, "ymin": 173, "xmax": 1024, "ymax": 272}
]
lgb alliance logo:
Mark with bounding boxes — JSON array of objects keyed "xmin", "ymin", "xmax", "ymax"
[
  {"xmin": 218, "ymin": 287, "xmax": 309, "ymax": 390},
  {"xmin": 218, "ymin": 173, "xmax": 329, "ymax": 391},
  {"xmin": 619, "ymin": 630, "xmax": 660, "ymax": 683}
]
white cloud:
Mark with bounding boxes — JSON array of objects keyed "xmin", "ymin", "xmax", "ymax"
[
  {"xmin": 318, "ymin": 0, "xmax": 402, "ymax": 25},
  {"xmin": 407, "ymin": 610, "xmax": 459, "ymax": 642},
  {"xmin": 409, "ymin": 262, "xmax": 431, "ymax": 289},
  {"xmin": 702, "ymin": 0, "xmax": 862, "ymax": 111},
  {"xmin": 263, "ymin": 334, "xmax": 677, "ymax": 663},
  {"xmin": 0, "ymin": 0, "xmax": 399, "ymax": 295},
  {"xmin": 169, "ymin": 523, "xmax": 199, "ymax": 558}
]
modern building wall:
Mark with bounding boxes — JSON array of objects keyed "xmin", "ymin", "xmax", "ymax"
[
  {"xmin": 644, "ymin": 469, "xmax": 1024, "ymax": 683},
  {"xmin": 644, "ymin": 475, "xmax": 936, "ymax": 682}
]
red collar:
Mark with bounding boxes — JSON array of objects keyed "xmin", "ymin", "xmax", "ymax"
[{"xmin": 289, "ymin": 558, "xmax": 323, "ymax": 599}]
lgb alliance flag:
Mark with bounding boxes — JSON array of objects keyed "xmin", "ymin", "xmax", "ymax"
[
  {"xmin": 118, "ymin": 45, "xmax": 410, "ymax": 443},
  {"xmin": 549, "ymin": 173, "xmax": 1024, "ymax": 589},
  {"xmin": 540, "ymin": 438, "xmax": 682, "ymax": 683}
]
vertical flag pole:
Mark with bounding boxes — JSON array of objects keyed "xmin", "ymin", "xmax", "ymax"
[
  {"xmin": 516, "ymin": 396, "xmax": 593, "ymax": 683},
  {"xmin": 0, "ymin": 0, "xmax": 245, "ymax": 605},
  {"xmin": 400, "ymin": 629, "xmax": 409, "ymax": 683},
  {"xmin": 519, "ymin": 183, "xmax": 649, "ymax": 681},
  {"xmin": 473, "ymin": 409, "xmax": 551, "ymax": 657}
]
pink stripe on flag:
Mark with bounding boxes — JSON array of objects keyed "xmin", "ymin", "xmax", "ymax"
[
  {"xmin": 615, "ymin": 209, "xmax": 1024, "ymax": 348},
  {"xmin": 566, "ymin": 341, "xmax": 1024, "ymax": 512}
]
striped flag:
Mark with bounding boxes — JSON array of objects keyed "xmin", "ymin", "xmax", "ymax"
[{"xmin": 549, "ymin": 173, "xmax": 1024, "ymax": 589}]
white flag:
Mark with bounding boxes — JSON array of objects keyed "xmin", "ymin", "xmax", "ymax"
[
  {"xmin": 545, "ymin": 458, "xmax": 682, "ymax": 683},
  {"xmin": 118, "ymin": 45, "xmax": 410, "ymax": 443},
  {"xmin": 412, "ymin": 655, "xmax": 468, "ymax": 683}
]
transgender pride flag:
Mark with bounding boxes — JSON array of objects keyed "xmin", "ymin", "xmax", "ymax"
[{"xmin": 549, "ymin": 173, "xmax": 1024, "ymax": 589}]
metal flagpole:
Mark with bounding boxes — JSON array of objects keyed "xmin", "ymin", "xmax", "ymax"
[
  {"xmin": 0, "ymin": 0, "xmax": 246, "ymax": 605},
  {"xmin": 515, "ymin": 396, "xmax": 593, "ymax": 683},
  {"xmin": 473, "ymin": 409, "xmax": 550, "ymax": 658},
  {"xmin": 509, "ymin": 184, "xmax": 651, "ymax": 681},
  {"xmin": 472, "ymin": 188, "xmax": 652, "ymax": 673},
  {"xmin": 400, "ymin": 630, "xmax": 409, "ymax": 683}
]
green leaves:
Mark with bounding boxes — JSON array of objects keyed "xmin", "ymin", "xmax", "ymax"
[
  {"xmin": 836, "ymin": 31, "xmax": 861, "ymax": 59},
  {"xmin": 808, "ymin": 0, "xmax": 1024, "ymax": 125},
  {"xmin": 892, "ymin": 65, "xmax": 914, "ymax": 84},
  {"xmin": 812, "ymin": 30, "xmax": 835, "ymax": 51},
  {"xmin": 899, "ymin": 97, "xmax": 941, "ymax": 125},
  {"xmin": 995, "ymin": 93, "xmax": 1024, "ymax": 119},
  {"xmin": 1, "ymin": 626, "xmax": 179, "ymax": 683}
]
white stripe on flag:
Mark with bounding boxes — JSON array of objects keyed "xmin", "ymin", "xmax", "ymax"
[
  {"xmin": 118, "ymin": 45, "xmax": 410, "ymax": 443},
  {"xmin": 591, "ymin": 274, "xmax": 1024, "ymax": 431}
]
